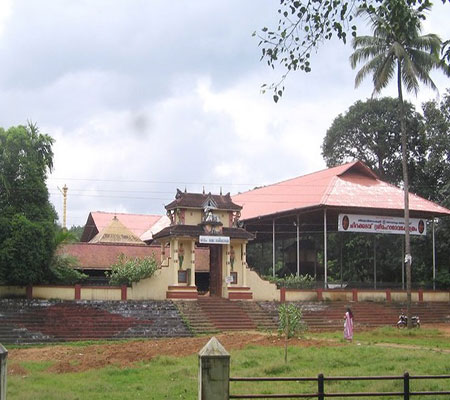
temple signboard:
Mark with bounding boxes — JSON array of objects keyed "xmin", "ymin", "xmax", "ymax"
[
  {"xmin": 338, "ymin": 214, "xmax": 427, "ymax": 236},
  {"xmin": 199, "ymin": 235, "xmax": 230, "ymax": 244}
]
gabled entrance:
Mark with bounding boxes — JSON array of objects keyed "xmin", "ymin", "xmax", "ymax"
[{"xmin": 153, "ymin": 189, "xmax": 255, "ymax": 300}]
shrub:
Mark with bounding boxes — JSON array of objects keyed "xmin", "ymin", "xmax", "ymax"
[
  {"xmin": 268, "ymin": 273, "xmax": 316, "ymax": 289},
  {"xmin": 49, "ymin": 254, "xmax": 88, "ymax": 284},
  {"xmin": 106, "ymin": 255, "xmax": 158, "ymax": 286},
  {"xmin": 435, "ymin": 269, "xmax": 450, "ymax": 290}
]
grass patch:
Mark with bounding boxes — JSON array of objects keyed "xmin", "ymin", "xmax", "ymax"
[
  {"xmin": 7, "ymin": 330, "xmax": 450, "ymax": 400},
  {"xmin": 311, "ymin": 326, "xmax": 450, "ymax": 349}
]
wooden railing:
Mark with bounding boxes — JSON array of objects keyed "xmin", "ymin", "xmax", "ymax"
[{"xmin": 230, "ymin": 372, "xmax": 450, "ymax": 399}]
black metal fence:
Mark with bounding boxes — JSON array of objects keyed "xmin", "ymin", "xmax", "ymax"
[{"xmin": 230, "ymin": 372, "xmax": 450, "ymax": 399}]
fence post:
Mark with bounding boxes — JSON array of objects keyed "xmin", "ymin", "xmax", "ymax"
[
  {"xmin": 318, "ymin": 373, "xmax": 324, "ymax": 400},
  {"xmin": 0, "ymin": 344, "xmax": 7, "ymax": 400},
  {"xmin": 403, "ymin": 371, "xmax": 410, "ymax": 400},
  {"xmin": 198, "ymin": 337, "xmax": 230, "ymax": 400}
]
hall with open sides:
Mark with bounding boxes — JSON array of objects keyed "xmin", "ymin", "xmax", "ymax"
[{"xmin": 232, "ymin": 160, "xmax": 450, "ymax": 289}]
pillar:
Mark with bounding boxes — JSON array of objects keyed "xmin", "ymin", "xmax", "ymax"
[
  {"xmin": 226, "ymin": 244, "xmax": 231, "ymax": 285},
  {"xmin": 242, "ymin": 243, "xmax": 247, "ymax": 287},
  {"xmin": 161, "ymin": 242, "xmax": 165, "ymax": 264},
  {"xmin": 172, "ymin": 239, "xmax": 179, "ymax": 285},
  {"xmin": 198, "ymin": 337, "xmax": 230, "ymax": 400},
  {"xmin": 190, "ymin": 240, "xmax": 196, "ymax": 286}
]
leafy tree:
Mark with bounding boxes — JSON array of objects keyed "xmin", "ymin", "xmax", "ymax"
[
  {"xmin": 322, "ymin": 97, "xmax": 426, "ymax": 187},
  {"xmin": 0, "ymin": 124, "xmax": 57, "ymax": 285},
  {"xmin": 350, "ymin": 0, "xmax": 447, "ymax": 326},
  {"xmin": 420, "ymin": 90, "xmax": 450, "ymax": 202},
  {"xmin": 48, "ymin": 227, "xmax": 87, "ymax": 285},
  {"xmin": 68, "ymin": 225, "xmax": 84, "ymax": 242},
  {"xmin": 255, "ymin": 0, "xmax": 449, "ymax": 101},
  {"xmin": 421, "ymin": 91, "xmax": 450, "ymax": 281}
]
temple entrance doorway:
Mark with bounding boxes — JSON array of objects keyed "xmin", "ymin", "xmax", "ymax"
[
  {"xmin": 195, "ymin": 272, "xmax": 209, "ymax": 295},
  {"xmin": 209, "ymin": 245, "xmax": 222, "ymax": 297}
]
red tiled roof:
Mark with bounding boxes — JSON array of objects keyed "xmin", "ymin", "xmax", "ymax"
[
  {"xmin": 80, "ymin": 212, "xmax": 168, "ymax": 242},
  {"xmin": 59, "ymin": 243, "xmax": 210, "ymax": 271},
  {"xmin": 165, "ymin": 189, "xmax": 242, "ymax": 211},
  {"xmin": 233, "ymin": 161, "xmax": 450, "ymax": 220}
]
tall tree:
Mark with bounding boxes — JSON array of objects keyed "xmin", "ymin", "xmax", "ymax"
[
  {"xmin": 350, "ymin": 0, "xmax": 447, "ymax": 327},
  {"xmin": 0, "ymin": 123, "xmax": 57, "ymax": 285},
  {"xmin": 322, "ymin": 97, "xmax": 426, "ymax": 187}
]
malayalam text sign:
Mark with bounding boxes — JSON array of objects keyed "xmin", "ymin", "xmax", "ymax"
[
  {"xmin": 199, "ymin": 235, "xmax": 230, "ymax": 244},
  {"xmin": 338, "ymin": 214, "xmax": 426, "ymax": 236}
]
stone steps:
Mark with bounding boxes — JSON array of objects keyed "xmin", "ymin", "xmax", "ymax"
[
  {"xmin": 1, "ymin": 299, "xmax": 448, "ymax": 343},
  {"xmin": 0, "ymin": 299, "xmax": 192, "ymax": 344},
  {"xmin": 197, "ymin": 298, "xmax": 257, "ymax": 331}
]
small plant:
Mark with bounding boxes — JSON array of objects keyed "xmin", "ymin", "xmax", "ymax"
[
  {"xmin": 106, "ymin": 254, "xmax": 158, "ymax": 286},
  {"xmin": 278, "ymin": 303, "xmax": 307, "ymax": 338},
  {"xmin": 278, "ymin": 303, "xmax": 307, "ymax": 363},
  {"xmin": 268, "ymin": 274, "xmax": 316, "ymax": 289}
]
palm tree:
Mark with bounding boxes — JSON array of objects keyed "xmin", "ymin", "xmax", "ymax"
[{"xmin": 350, "ymin": 0, "xmax": 448, "ymax": 328}]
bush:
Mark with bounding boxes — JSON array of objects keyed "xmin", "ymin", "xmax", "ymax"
[
  {"xmin": 106, "ymin": 255, "xmax": 158, "ymax": 286},
  {"xmin": 435, "ymin": 269, "xmax": 450, "ymax": 290},
  {"xmin": 267, "ymin": 273, "xmax": 316, "ymax": 289},
  {"xmin": 49, "ymin": 254, "xmax": 88, "ymax": 285}
]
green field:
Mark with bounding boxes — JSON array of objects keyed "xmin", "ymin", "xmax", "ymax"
[{"xmin": 6, "ymin": 327, "xmax": 450, "ymax": 400}]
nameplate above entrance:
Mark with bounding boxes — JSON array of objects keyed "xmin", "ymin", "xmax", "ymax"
[{"xmin": 199, "ymin": 235, "xmax": 230, "ymax": 244}]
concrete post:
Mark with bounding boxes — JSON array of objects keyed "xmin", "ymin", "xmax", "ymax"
[
  {"xmin": 198, "ymin": 337, "xmax": 230, "ymax": 400},
  {"xmin": 0, "ymin": 344, "xmax": 7, "ymax": 400}
]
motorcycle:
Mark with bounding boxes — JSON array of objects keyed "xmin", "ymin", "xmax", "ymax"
[{"xmin": 397, "ymin": 312, "xmax": 420, "ymax": 328}]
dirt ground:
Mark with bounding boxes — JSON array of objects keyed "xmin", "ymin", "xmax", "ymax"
[
  {"xmin": 7, "ymin": 324, "xmax": 450, "ymax": 376},
  {"xmin": 7, "ymin": 332, "xmax": 339, "ymax": 375}
]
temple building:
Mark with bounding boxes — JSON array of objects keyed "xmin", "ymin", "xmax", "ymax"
[{"xmin": 153, "ymin": 189, "xmax": 255, "ymax": 299}]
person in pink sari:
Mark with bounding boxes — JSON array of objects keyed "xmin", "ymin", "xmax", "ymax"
[{"xmin": 344, "ymin": 307, "xmax": 354, "ymax": 341}]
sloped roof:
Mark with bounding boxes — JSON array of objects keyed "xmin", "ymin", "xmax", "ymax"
[
  {"xmin": 233, "ymin": 161, "xmax": 450, "ymax": 221},
  {"xmin": 58, "ymin": 243, "xmax": 210, "ymax": 271},
  {"xmin": 165, "ymin": 189, "xmax": 242, "ymax": 211},
  {"xmin": 90, "ymin": 216, "xmax": 145, "ymax": 245},
  {"xmin": 80, "ymin": 211, "xmax": 169, "ymax": 242},
  {"xmin": 58, "ymin": 243, "xmax": 162, "ymax": 270}
]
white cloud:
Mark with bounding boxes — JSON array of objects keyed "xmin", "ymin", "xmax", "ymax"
[{"xmin": 0, "ymin": 0, "xmax": 12, "ymax": 39}]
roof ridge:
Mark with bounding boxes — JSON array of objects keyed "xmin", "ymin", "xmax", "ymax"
[
  {"xmin": 320, "ymin": 175, "xmax": 338, "ymax": 205},
  {"xmin": 234, "ymin": 162, "xmax": 355, "ymax": 197}
]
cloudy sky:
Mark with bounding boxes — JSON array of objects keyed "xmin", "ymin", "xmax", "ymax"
[{"xmin": 1, "ymin": 0, "xmax": 449, "ymax": 227}]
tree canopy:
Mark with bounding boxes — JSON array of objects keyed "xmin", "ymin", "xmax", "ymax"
[
  {"xmin": 0, "ymin": 124, "xmax": 57, "ymax": 285},
  {"xmin": 322, "ymin": 97, "xmax": 425, "ymax": 187}
]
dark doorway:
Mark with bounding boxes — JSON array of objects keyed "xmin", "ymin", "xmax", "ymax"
[
  {"xmin": 209, "ymin": 245, "xmax": 222, "ymax": 297},
  {"xmin": 195, "ymin": 272, "xmax": 210, "ymax": 295}
]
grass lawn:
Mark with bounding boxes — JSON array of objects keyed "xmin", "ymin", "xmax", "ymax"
[{"xmin": 6, "ymin": 327, "xmax": 450, "ymax": 400}]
